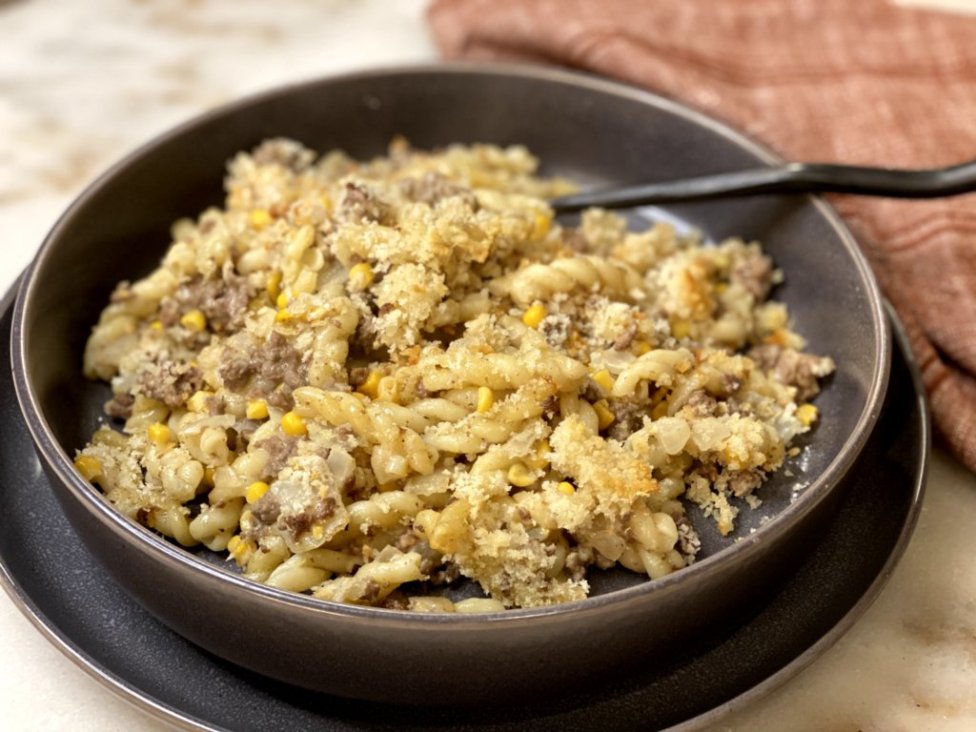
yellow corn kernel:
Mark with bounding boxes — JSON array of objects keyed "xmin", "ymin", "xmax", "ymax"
[
  {"xmin": 275, "ymin": 308, "xmax": 293, "ymax": 323},
  {"xmin": 533, "ymin": 212, "xmax": 552, "ymax": 239},
  {"xmin": 319, "ymin": 194, "xmax": 333, "ymax": 212},
  {"xmin": 276, "ymin": 290, "xmax": 290, "ymax": 309},
  {"xmin": 186, "ymin": 390, "xmax": 212, "ymax": 413},
  {"xmin": 796, "ymin": 403, "xmax": 819, "ymax": 427},
  {"xmin": 714, "ymin": 282, "xmax": 728, "ymax": 295},
  {"xmin": 348, "ymin": 262, "xmax": 375, "ymax": 290},
  {"xmin": 476, "ymin": 386, "xmax": 494, "ymax": 413},
  {"xmin": 249, "ymin": 209, "xmax": 272, "ymax": 229},
  {"xmin": 633, "ymin": 341, "xmax": 652, "ymax": 356},
  {"xmin": 245, "ymin": 481, "xmax": 270, "ymax": 504},
  {"xmin": 357, "ymin": 370, "xmax": 382, "ymax": 399},
  {"xmin": 148, "ymin": 422, "xmax": 173, "ymax": 446},
  {"xmin": 522, "ymin": 302, "xmax": 547, "ymax": 329},
  {"xmin": 556, "ymin": 481, "xmax": 575, "ymax": 496},
  {"xmin": 74, "ymin": 455, "xmax": 102, "ymax": 482},
  {"xmin": 591, "ymin": 369, "xmax": 615, "ymax": 393},
  {"xmin": 246, "ymin": 399, "xmax": 269, "ymax": 420},
  {"xmin": 227, "ymin": 535, "xmax": 253, "ymax": 562},
  {"xmin": 593, "ymin": 400, "xmax": 615, "ymax": 430},
  {"xmin": 266, "ymin": 271, "xmax": 282, "ymax": 301},
  {"xmin": 281, "ymin": 411, "xmax": 307, "ymax": 437},
  {"xmin": 180, "ymin": 309, "xmax": 207, "ymax": 332},
  {"xmin": 149, "ymin": 320, "xmax": 163, "ymax": 331},
  {"xmin": 506, "ymin": 462, "xmax": 535, "ymax": 488},
  {"xmin": 671, "ymin": 319, "xmax": 691, "ymax": 339}
]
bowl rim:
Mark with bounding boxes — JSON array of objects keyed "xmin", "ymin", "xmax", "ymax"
[{"xmin": 11, "ymin": 61, "xmax": 891, "ymax": 624}]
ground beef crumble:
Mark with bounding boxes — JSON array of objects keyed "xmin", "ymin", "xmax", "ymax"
[
  {"xmin": 159, "ymin": 272, "xmax": 254, "ymax": 334},
  {"xmin": 279, "ymin": 496, "xmax": 338, "ymax": 538},
  {"xmin": 748, "ymin": 344, "xmax": 835, "ymax": 401},
  {"xmin": 137, "ymin": 359, "xmax": 203, "ymax": 408},
  {"xmin": 399, "ymin": 172, "xmax": 478, "ymax": 208},
  {"xmin": 339, "ymin": 182, "xmax": 394, "ymax": 225},
  {"xmin": 219, "ymin": 331, "xmax": 307, "ymax": 409},
  {"xmin": 731, "ymin": 253, "xmax": 775, "ymax": 299},
  {"xmin": 104, "ymin": 392, "xmax": 134, "ymax": 419},
  {"xmin": 253, "ymin": 435, "xmax": 298, "ymax": 478}
]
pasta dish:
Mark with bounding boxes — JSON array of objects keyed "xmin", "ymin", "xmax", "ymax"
[{"xmin": 74, "ymin": 139, "xmax": 833, "ymax": 610}]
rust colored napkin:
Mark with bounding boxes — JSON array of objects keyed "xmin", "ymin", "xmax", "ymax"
[{"xmin": 429, "ymin": 0, "xmax": 976, "ymax": 471}]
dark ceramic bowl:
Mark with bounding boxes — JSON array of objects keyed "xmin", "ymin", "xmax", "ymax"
[{"xmin": 11, "ymin": 64, "xmax": 889, "ymax": 706}]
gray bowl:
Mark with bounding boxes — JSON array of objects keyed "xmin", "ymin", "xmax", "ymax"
[{"xmin": 10, "ymin": 64, "xmax": 889, "ymax": 706}]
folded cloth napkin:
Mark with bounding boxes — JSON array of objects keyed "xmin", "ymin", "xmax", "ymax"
[{"xmin": 429, "ymin": 0, "xmax": 976, "ymax": 471}]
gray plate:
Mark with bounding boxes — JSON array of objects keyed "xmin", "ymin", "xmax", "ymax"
[{"xmin": 0, "ymin": 277, "xmax": 927, "ymax": 731}]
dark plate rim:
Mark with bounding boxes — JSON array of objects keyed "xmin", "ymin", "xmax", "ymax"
[{"xmin": 10, "ymin": 62, "xmax": 891, "ymax": 624}]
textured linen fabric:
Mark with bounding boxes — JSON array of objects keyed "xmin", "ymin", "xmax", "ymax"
[{"xmin": 428, "ymin": 0, "xmax": 976, "ymax": 470}]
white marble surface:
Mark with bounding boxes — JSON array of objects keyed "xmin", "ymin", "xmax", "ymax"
[{"xmin": 1, "ymin": 1, "xmax": 975, "ymax": 730}]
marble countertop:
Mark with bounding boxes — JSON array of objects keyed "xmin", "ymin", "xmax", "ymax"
[{"xmin": 2, "ymin": 1, "xmax": 975, "ymax": 729}]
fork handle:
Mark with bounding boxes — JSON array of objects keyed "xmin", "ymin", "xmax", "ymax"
[{"xmin": 550, "ymin": 160, "xmax": 976, "ymax": 212}]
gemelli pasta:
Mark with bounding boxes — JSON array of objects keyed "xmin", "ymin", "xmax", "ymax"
[{"xmin": 75, "ymin": 138, "xmax": 834, "ymax": 610}]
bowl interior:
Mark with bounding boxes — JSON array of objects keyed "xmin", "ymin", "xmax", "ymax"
[{"xmin": 15, "ymin": 65, "xmax": 886, "ymax": 600}]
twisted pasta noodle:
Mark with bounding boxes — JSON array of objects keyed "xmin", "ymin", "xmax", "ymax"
[
  {"xmin": 422, "ymin": 351, "xmax": 533, "ymax": 391},
  {"xmin": 557, "ymin": 393, "xmax": 600, "ymax": 435},
  {"xmin": 407, "ymin": 597, "xmax": 456, "ymax": 613},
  {"xmin": 188, "ymin": 497, "xmax": 244, "ymax": 550},
  {"xmin": 344, "ymin": 491, "xmax": 425, "ymax": 535},
  {"xmin": 424, "ymin": 377, "xmax": 559, "ymax": 454},
  {"xmin": 208, "ymin": 450, "xmax": 270, "ymax": 504},
  {"xmin": 611, "ymin": 348, "xmax": 695, "ymax": 397},
  {"xmin": 312, "ymin": 547, "xmax": 425, "ymax": 604},
  {"xmin": 292, "ymin": 387, "xmax": 437, "ymax": 481},
  {"xmin": 420, "ymin": 499, "xmax": 471, "ymax": 556},
  {"xmin": 121, "ymin": 397, "xmax": 169, "ymax": 435},
  {"xmin": 175, "ymin": 414, "xmax": 237, "ymax": 467},
  {"xmin": 150, "ymin": 505, "xmax": 195, "ymax": 547},
  {"xmin": 408, "ymin": 397, "xmax": 469, "ymax": 423},
  {"xmin": 664, "ymin": 352, "xmax": 751, "ymax": 414},
  {"xmin": 428, "ymin": 290, "xmax": 492, "ymax": 328},
  {"xmin": 489, "ymin": 255, "xmax": 644, "ymax": 306},
  {"xmin": 421, "ymin": 343, "xmax": 586, "ymax": 393},
  {"xmin": 280, "ymin": 225, "xmax": 317, "ymax": 286},
  {"xmin": 83, "ymin": 315, "xmax": 141, "ymax": 380},
  {"xmin": 306, "ymin": 297, "xmax": 360, "ymax": 387},
  {"xmin": 265, "ymin": 553, "xmax": 330, "ymax": 593},
  {"xmin": 629, "ymin": 504, "xmax": 679, "ymax": 554},
  {"xmin": 142, "ymin": 445, "xmax": 205, "ymax": 505},
  {"xmin": 619, "ymin": 500, "xmax": 686, "ymax": 580},
  {"xmin": 241, "ymin": 534, "xmax": 291, "ymax": 581}
]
